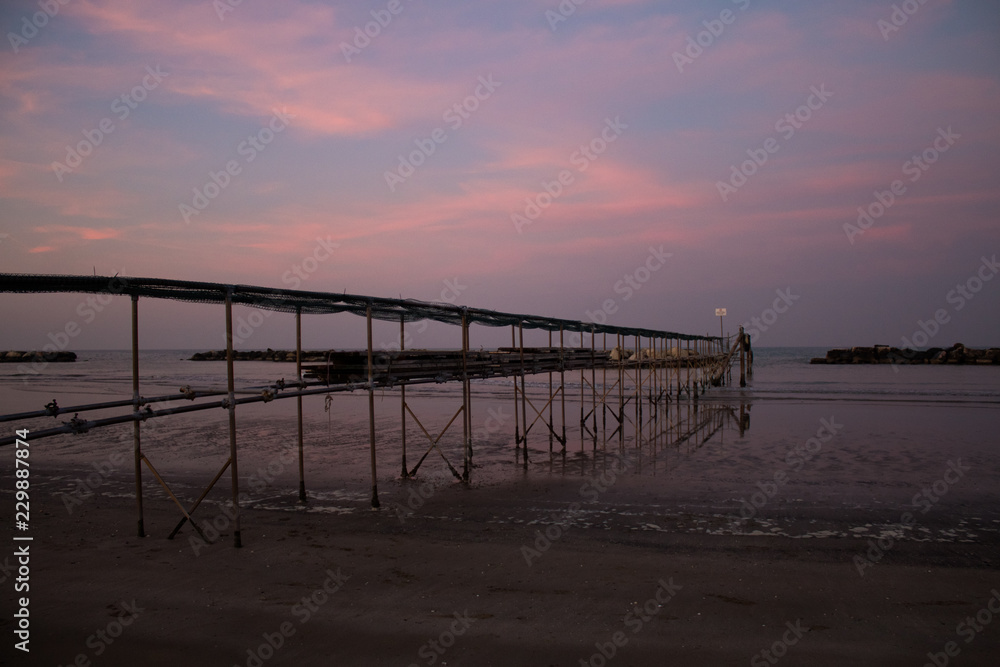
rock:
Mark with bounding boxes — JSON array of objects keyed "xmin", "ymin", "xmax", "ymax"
[
  {"xmin": 818, "ymin": 344, "xmax": 998, "ymax": 365},
  {"xmin": 825, "ymin": 349, "xmax": 850, "ymax": 363},
  {"xmin": 2, "ymin": 350, "xmax": 76, "ymax": 363}
]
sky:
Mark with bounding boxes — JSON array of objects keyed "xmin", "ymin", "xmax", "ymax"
[{"xmin": 1, "ymin": 0, "xmax": 999, "ymax": 351}]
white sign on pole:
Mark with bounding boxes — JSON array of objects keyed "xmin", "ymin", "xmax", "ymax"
[{"xmin": 715, "ymin": 308, "xmax": 727, "ymax": 317}]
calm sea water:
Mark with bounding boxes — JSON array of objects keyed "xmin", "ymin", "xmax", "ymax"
[
  {"xmin": 4, "ymin": 346, "xmax": 999, "ymax": 406},
  {"xmin": 3, "ymin": 347, "xmax": 999, "ymax": 541}
]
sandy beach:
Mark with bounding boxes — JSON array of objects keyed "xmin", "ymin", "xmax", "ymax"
[
  {"xmin": 4, "ymin": 389, "xmax": 1000, "ymax": 666},
  {"xmin": 5, "ymin": 469, "xmax": 1000, "ymax": 666}
]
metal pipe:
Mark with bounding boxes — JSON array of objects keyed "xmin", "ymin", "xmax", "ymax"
[
  {"xmin": 635, "ymin": 334, "xmax": 641, "ymax": 448},
  {"xmin": 166, "ymin": 458, "xmax": 231, "ymax": 539},
  {"xmin": 0, "ymin": 372, "xmax": 534, "ymax": 447},
  {"xmin": 224, "ymin": 290, "xmax": 242, "ymax": 548},
  {"xmin": 367, "ymin": 304, "xmax": 380, "ymax": 508},
  {"xmin": 131, "ymin": 295, "xmax": 144, "ymax": 538},
  {"xmin": 740, "ymin": 325, "xmax": 747, "ymax": 388},
  {"xmin": 519, "ymin": 322, "xmax": 527, "ymax": 469},
  {"xmin": 618, "ymin": 334, "xmax": 624, "ymax": 449},
  {"xmin": 559, "ymin": 326, "xmax": 566, "ymax": 450},
  {"xmin": 296, "ymin": 307, "xmax": 306, "ymax": 502},
  {"xmin": 511, "ymin": 325, "xmax": 519, "ymax": 461},
  {"xmin": 400, "ymin": 315, "xmax": 408, "ymax": 478},
  {"xmin": 462, "ymin": 310, "xmax": 470, "ymax": 481},
  {"xmin": 601, "ymin": 332, "xmax": 607, "ymax": 447},
  {"xmin": 547, "ymin": 330, "xmax": 553, "ymax": 454},
  {"xmin": 580, "ymin": 327, "xmax": 597, "ymax": 452}
]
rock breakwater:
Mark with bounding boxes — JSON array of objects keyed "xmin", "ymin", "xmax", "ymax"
[{"xmin": 811, "ymin": 343, "xmax": 999, "ymax": 365}]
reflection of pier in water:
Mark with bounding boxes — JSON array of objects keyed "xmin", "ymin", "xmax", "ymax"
[
  {"xmin": 1, "ymin": 274, "xmax": 752, "ymax": 548},
  {"xmin": 544, "ymin": 398, "xmax": 751, "ymax": 477}
]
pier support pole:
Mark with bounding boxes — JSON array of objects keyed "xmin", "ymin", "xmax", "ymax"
[
  {"xmin": 739, "ymin": 325, "xmax": 746, "ymax": 388},
  {"xmin": 131, "ymin": 295, "xmax": 144, "ymax": 538},
  {"xmin": 511, "ymin": 325, "xmax": 520, "ymax": 463},
  {"xmin": 635, "ymin": 334, "xmax": 641, "ymax": 448},
  {"xmin": 400, "ymin": 316, "xmax": 408, "ymax": 478},
  {"xmin": 580, "ymin": 326, "xmax": 597, "ymax": 452},
  {"xmin": 618, "ymin": 334, "xmax": 626, "ymax": 451},
  {"xmin": 686, "ymin": 338, "xmax": 691, "ymax": 397},
  {"xmin": 579, "ymin": 329, "xmax": 585, "ymax": 453},
  {"xmin": 602, "ymin": 333, "xmax": 607, "ymax": 447},
  {"xmin": 675, "ymin": 336, "xmax": 680, "ymax": 398},
  {"xmin": 518, "ymin": 322, "xmax": 528, "ymax": 469},
  {"xmin": 560, "ymin": 326, "xmax": 567, "ymax": 450},
  {"xmin": 366, "ymin": 304, "xmax": 380, "ymax": 508},
  {"xmin": 461, "ymin": 309, "xmax": 471, "ymax": 482},
  {"xmin": 548, "ymin": 330, "xmax": 554, "ymax": 455},
  {"xmin": 224, "ymin": 290, "xmax": 242, "ymax": 548},
  {"xmin": 296, "ymin": 307, "xmax": 306, "ymax": 502}
]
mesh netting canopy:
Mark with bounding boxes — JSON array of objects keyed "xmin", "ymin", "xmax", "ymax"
[{"xmin": 0, "ymin": 274, "xmax": 716, "ymax": 341}]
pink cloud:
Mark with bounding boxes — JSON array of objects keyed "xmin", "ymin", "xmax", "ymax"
[
  {"xmin": 34, "ymin": 225, "xmax": 123, "ymax": 240},
  {"xmin": 66, "ymin": 0, "xmax": 457, "ymax": 137}
]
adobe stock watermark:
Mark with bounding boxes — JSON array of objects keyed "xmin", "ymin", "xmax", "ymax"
[
  {"xmin": 377, "ymin": 276, "xmax": 470, "ymax": 359},
  {"xmin": 59, "ymin": 451, "xmax": 126, "ymax": 514},
  {"xmin": 393, "ymin": 407, "xmax": 510, "ymax": 523},
  {"xmin": 222, "ymin": 237, "xmax": 338, "ymax": 346},
  {"xmin": 844, "ymin": 126, "xmax": 959, "ymax": 244},
  {"xmin": 545, "ymin": 0, "xmax": 588, "ymax": 32},
  {"xmin": 892, "ymin": 253, "xmax": 997, "ymax": 362},
  {"xmin": 522, "ymin": 454, "xmax": 634, "ymax": 566},
  {"xmin": 7, "ymin": 0, "xmax": 71, "ymax": 53},
  {"xmin": 407, "ymin": 611, "xmax": 476, "ymax": 667},
  {"xmin": 717, "ymin": 84, "xmax": 832, "ymax": 202},
  {"xmin": 340, "ymin": 0, "xmax": 414, "ymax": 63},
  {"xmin": 511, "ymin": 116, "xmax": 627, "ymax": 233},
  {"xmin": 579, "ymin": 578, "xmax": 682, "ymax": 666},
  {"xmin": 236, "ymin": 568, "xmax": 349, "ymax": 667},
  {"xmin": 384, "ymin": 75, "xmax": 501, "ymax": 192},
  {"xmin": 189, "ymin": 447, "xmax": 302, "ymax": 554},
  {"xmin": 179, "ymin": 108, "xmax": 295, "ymax": 224},
  {"xmin": 673, "ymin": 0, "xmax": 751, "ymax": 72},
  {"xmin": 59, "ymin": 405, "xmax": 176, "ymax": 513},
  {"xmin": 750, "ymin": 620, "xmax": 808, "ymax": 667},
  {"xmin": 922, "ymin": 589, "xmax": 1000, "ymax": 667},
  {"xmin": 213, "ymin": 0, "xmax": 245, "ymax": 21},
  {"xmin": 392, "ymin": 477, "xmax": 449, "ymax": 524},
  {"xmin": 581, "ymin": 246, "xmax": 673, "ymax": 328},
  {"xmin": 51, "ymin": 65, "xmax": 169, "ymax": 182},
  {"xmin": 740, "ymin": 288, "xmax": 799, "ymax": 344},
  {"xmin": 853, "ymin": 459, "xmax": 970, "ymax": 577},
  {"xmin": 877, "ymin": 0, "xmax": 933, "ymax": 41},
  {"xmin": 17, "ymin": 274, "xmax": 127, "ymax": 382},
  {"xmin": 57, "ymin": 600, "xmax": 144, "ymax": 664},
  {"xmin": 735, "ymin": 416, "xmax": 842, "ymax": 523}
]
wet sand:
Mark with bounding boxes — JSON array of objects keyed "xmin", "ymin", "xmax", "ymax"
[
  {"xmin": 4, "ymin": 396, "xmax": 1000, "ymax": 665},
  {"xmin": 4, "ymin": 480, "xmax": 1000, "ymax": 666}
]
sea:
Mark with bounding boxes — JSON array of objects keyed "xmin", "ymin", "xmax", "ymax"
[{"xmin": 2, "ymin": 347, "xmax": 999, "ymax": 542}]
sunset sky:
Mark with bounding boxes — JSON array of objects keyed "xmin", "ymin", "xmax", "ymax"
[{"xmin": 1, "ymin": 0, "xmax": 998, "ymax": 350}]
